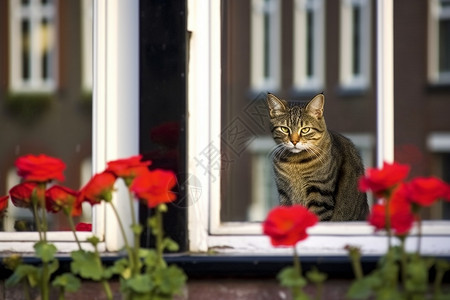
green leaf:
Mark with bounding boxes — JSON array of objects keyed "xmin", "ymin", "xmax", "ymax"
[
  {"xmin": 5, "ymin": 264, "xmax": 39, "ymax": 288},
  {"xmin": 156, "ymin": 265, "xmax": 187, "ymax": 295},
  {"xmin": 132, "ymin": 224, "xmax": 143, "ymax": 235},
  {"xmin": 108, "ymin": 257, "xmax": 132, "ymax": 279},
  {"xmin": 293, "ymin": 293, "xmax": 311, "ymax": 300},
  {"xmin": 405, "ymin": 255, "xmax": 428, "ymax": 295},
  {"xmin": 3, "ymin": 254, "xmax": 23, "ymax": 271},
  {"xmin": 34, "ymin": 241, "xmax": 57, "ymax": 263},
  {"xmin": 347, "ymin": 275, "xmax": 381, "ymax": 299},
  {"xmin": 374, "ymin": 287, "xmax": 402, "ymax": 300},
  {"xmin": 70, "ymin": 250, "xmax": 106, "ymax": 280},
  {"xmin": 87, "ymin": 236, "xmax": 100, "ymax": 246},
  {"xmin": 142, "ymin": 249, "xmax": 158, "ymax": 268},
  {"xmin": 125, "ymin": 274, "xmax": 153, "ymax": 293},
  {"xmin": 306, "ymin": 267, "xmax": 327, "ymax": 284},
  {"xmin": 162, "ymin": 237, "xmax": 179, "ymax": 252},
  {"xmin": 277, "ymin": 266, "xmax": 307, "ymax": 289},
  {"xmin": 52, "ymin": 273, "xmax": 81, "ymax": 293}
]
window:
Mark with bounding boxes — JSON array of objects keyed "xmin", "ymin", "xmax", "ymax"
[
  {"xmin": 9, "ymin": 0, "xmax": 58, "ymax": 92},
  {"xmin": 250, "ymin": 0, "xmax": 281, "ymax": 92},
  {"xmin": 428, "ymin": 0, "xmax": 450, "ymax": 84},
  {"xmin": 0, "ymin": 0, "xmax": 139, "ymax": 253},
  {"xmin": 187, "ymin": 0, "xmax": 450, "ymax": 255},
  {"xmin": 339, "ymin": 0, "xmax": 371, "ymax": 90},
  {"xmin": 293, "ymin": 0, "xmax": 325, "ymax": 92}
]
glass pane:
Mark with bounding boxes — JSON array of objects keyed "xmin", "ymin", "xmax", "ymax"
[
  {"xmin": 352, "ymin": 5, "xmax": 362, "ymax": 76},
  {"xmin": 306, "ymin": 9, "xmax": 314, "ymax": 77},
  {"xmin": 21, "ymin": 19, "xmax": 30, "ymax": 81},
  {"xmin": 221, "ymin": 0, "xmax": 375, "ymax": 222},
  {"xmin": 1, "ymin": 1, "xmax": 93, "ymax": 231},
  {"xmin": 439, "ymin": 19, "xmax": 450, "ymax": 73}
]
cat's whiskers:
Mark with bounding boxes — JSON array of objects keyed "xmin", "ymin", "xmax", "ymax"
[
  {"xmin": 304, "ymin": 143, "xmax": 326, "ymax": 165},
  {"xmin": 269, "ymin": 144, "xmax": 289, "ymax": 162}
]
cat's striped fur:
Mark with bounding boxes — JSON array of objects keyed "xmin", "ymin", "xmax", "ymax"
[{"xmin": 267, "ymin": 93, "xmax": 369, "ymax": 221}]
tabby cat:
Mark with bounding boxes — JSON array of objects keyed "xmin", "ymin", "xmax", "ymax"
[{"xmin": 267, "ymin": 93, "xmax": 369, "ymax": 221}]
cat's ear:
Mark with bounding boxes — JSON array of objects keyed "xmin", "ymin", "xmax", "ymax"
[
  {"xmin": 305, "ymin": 94, "xmax": 324, "ymax": 119},
  {"xmin": 267, "ymin": 93, "xmax": 288, "ymax": 118}
]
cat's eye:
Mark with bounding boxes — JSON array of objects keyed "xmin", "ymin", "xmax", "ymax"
[
  {"xmin": 279, "ymin": 127, "xmax": 289, "ymax": 134},
  {"xmin": 301, "ymin": 127, "xmax": 311, "ymax": 134}
]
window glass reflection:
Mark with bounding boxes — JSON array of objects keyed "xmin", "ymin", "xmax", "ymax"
[{"xmin": 1, "ymin": 0, "xmax": 93, "ymax": 231}]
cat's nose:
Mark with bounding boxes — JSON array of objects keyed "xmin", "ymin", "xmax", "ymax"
[{"xmin": 292, "ymin": 141, "xmax": 298, "ymax": 146}]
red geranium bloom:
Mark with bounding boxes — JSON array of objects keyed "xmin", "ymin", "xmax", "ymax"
[
  {"xmin": 359, "ymin": 162, "xmax": 410, "ymax": 196},
  {"xmin": 368, "ymin": 185, "xmax": 415, "ymax": 236},
  {"xmin": 45, "ymin": 185, "xmax": 81, "ymax": 216},
  {"xmin": 130, "ymin": 169, "xmax": 177, "ymax": 208},
  {"xmin": 78, "ymin": 172, "xmax": 116, "ymax": 206},
  {"xmin": 15, "ymin": 154, "xmax": 66, "ymax": 182},
  {"xmin": 263, "ymin": 205, "xmax": 318, "ymax": 247},
  {"xmin": 75, "ymin": 222, "xmax": 92, "ymax": 232},
  {"xmin": 106, "ymin": 155, "xmax": 151, "ymax": 185},
  {"xmin": 403, "ymin": 177, "xmax": 450, "ymax": 207},
  {"xmin": 9, "ymin": 182, "xmax": 43, "ymax": 208},
  {"xmin": 0, "ymin": 196, "xmax": 9, "ymax": 212}
]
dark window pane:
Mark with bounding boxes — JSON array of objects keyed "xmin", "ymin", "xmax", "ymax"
[
  {"xmin": 352, "ymin": 5, "xmax": 362, "ymax": 76},
  {"xmin": 21, "ymin": 19, "xmax": 30, "ymax": 80},
  {"xmin": 439, "ymin": 19, "xmax": 450, "ymax": 73}
]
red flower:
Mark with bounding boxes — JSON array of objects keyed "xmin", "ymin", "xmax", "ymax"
[
  {"xmin": 359, "ymin": 162, "xmax": 410, "ymax": 196},
  {"xmin": 368, "ymin": 185, "xmax": 415, "ymax": 236},
  {"xmin": 15, "ymin": 154, "xmax": 66, "ymax": 182},
  {"xmin": 130, "ymin": 169, "xmax": 177, "ymax": 208},
  {"xmin": 0, "ymin": 196, "xmax": 8, "ymax": 212},
  {"xmin": 78, "ymin": 172, "xmax": 116, "ymax": 206},
  {"xmin": 75, "ymin": 222, "xmax": 92, "ymax": 231},
  {"xmin": 263, "ymin": 205, "xmax": 318, "ymax": 247},
  {"xmin": 9, "ymin": 182, "xmax": 43, "ymax": 208},
  {"xmin": 403, "ymin": 177, "xmax": 450, "ymax": 207},
  {"xmin": 106, "ymin": 155, "xmax": 151, "ymax": 185},
  {"xmin": 45, "ymin": 185, "xmax": 81, "ymax": 216}
]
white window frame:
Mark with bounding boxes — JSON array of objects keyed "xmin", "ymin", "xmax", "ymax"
[
  {"xmin": 250, "ymin": 0, "xmax": 281, "ymax": 92},
  {"xmin": 293, "ymin": 0, "xmax": 325, "ymax": 92},
  {"xmin": 428, "ymin": 0, "xmax": 450, "ymax": 84},
  {"xmin": 9, "ymin": 0, "xmax": 58, "ymax": 93},
  {"xmin": 339, "ymin": 0, "xmax": 372, "ymax": 89},
  {"xmin": 0, "ymin": 0, "xmax": 139, "ymax": 253},
  {"xmin": 187, "ymin": 0, "xmax": 450, "ymax": 256}
]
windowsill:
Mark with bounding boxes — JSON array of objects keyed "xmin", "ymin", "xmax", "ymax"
[
  {"xmin": 426, "ymin": 82, "xmax": 450, "ymax": 93},
  {"xmin": 0, "ymin": 252, "xmax": 380, "ymax": 280}
]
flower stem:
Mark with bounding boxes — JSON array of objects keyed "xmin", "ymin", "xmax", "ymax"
[
  {"xmin": 31, "ymin": 203, "xmax": 43, "ymax": 241},
  {"xmin": 347, "ymin": 246, "xmax": 363, "ymax": 280},
  {"xmin": 92, "ymin": 241, "xmax": 113, "ymax": 300},
  {"xmin": 66, "ymin": 214, "xmax": 82, "ymax": 250},
  {"xmin": 108, "ymin": 201, "xmax": 134, "ymax": 270},
  {"xmin": 400, "ymin": 236, "xmax": 408, "ymax": 290},
  {"xmin": 128, "ymin": 188, "xmax": 137, "ymax": 228},
  {"xmin": 38, "ymin": 183, "xmax": 48, "ymax": 242},
  {"xmin": 385, "ymin": 197, "xmax": 392, "ymax": 249},
  {"xmin": 155, "ymin": 206, "xmax": 164, "ymax": 267},
  {"xmin": 128, "ymin": 188, "xmax": 141, "ymax": 275},
  {"xmin": 101, "ymin": 280, "xmax": 113, "ymax": 300},
  {"xmin": 292, "ymin": 246, "xmax": 303, "ymax": 298},
  {"xmin": 41, "ymin": 262, "xmax": 50, "ymax": 300}
]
